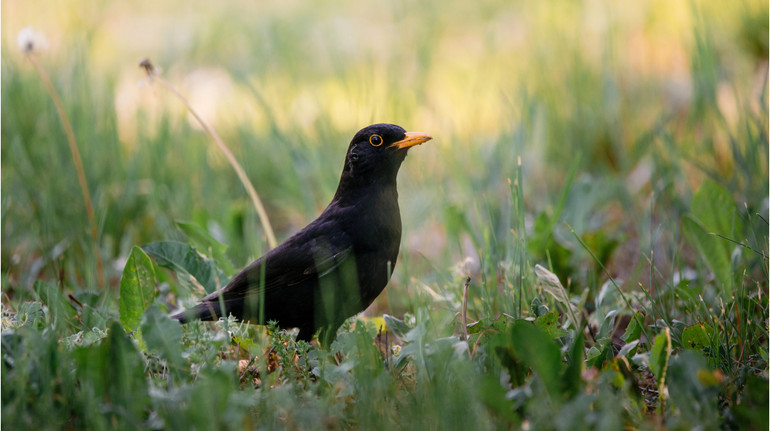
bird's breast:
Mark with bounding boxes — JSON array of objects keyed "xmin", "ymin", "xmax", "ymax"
[{"xmin": 349, "ymin": 190, "xmax": 400, "ymax": 251}]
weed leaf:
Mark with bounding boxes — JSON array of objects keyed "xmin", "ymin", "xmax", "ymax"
[
  {"xmin": 650, "ymin": 328, "xmax": 672, "ymax": 403},
  {"xmin": 33, "ymin": 280, "xmax": 74, "ymax": 329},
  {"xmin": 683, "ymin": 216, "xmax": 733, "ymax": 298},
  {"xmin": 681, "ymin": 323, "xmax": 715, "ymax": 351},
  {"xmin": 143, "ymin": 241, "xmax": 226, "ymax": 294},
  {"xmin": 621, "ymin": 312, "xmax": 644, "ymax": 343},
  {"xmin": 510, "ymin": 320, "xmax": 563, "ymax": 400},
  {"xmin": 534, "ymin": 312, "xmax": 568, "ymax": 339},
  {"xmin": 118, "ymin": 246, "xmax": 157, "ymax": 337},
  {"xmin": 683, "ymin": 181, "xmax": 738, "ymax": 298},
  {"xmin": 176, "ymin": 221, "xmax": 235, "ymax": 274},
  {"xmin": 141, "ymin": 304, "xmax": 185, "ymax": 371}
]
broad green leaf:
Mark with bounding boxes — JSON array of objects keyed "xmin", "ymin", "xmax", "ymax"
[
  {"xmin": 119, "ymin": 246, "xmax": 157, "ymax": 336},
  {"xmin": 683, "ymin": 216, "xmax": 733, "ymax": 298},
  {"xmin": 683, "ymin": 180, "xmax": 739, "ymax": 299},
  {"xmin": 72, "ymin": 322, "xmax": 149, "ymax": 423},
  {"xmin": 650, "ymin": 328, "xmax": 672, "ymax": 390},
  {"xmin": 176, "ymin": 220, "xmax": 235, "ymax": 274},
  {"xmin": 689, "ymin": 181, "xmax": 737, "ymax": 245},
  {"xmin": 143, "ymin": 241, "xmax": 226, "ymax": 294},
  {"xmin": 562, "ymin": 329, "xmax": 584, "ymax": 398},
  {"xmin": 621, "ymin": 312, "xmax": 644, "ymax": 343},
  {"xmin": 534, "ymin": 312, "xmax": 568, "ymax": 339},
  {"xmin": 681, "ymin": 323, "xmax": 715, "ymax": 351},
  {"xmin": 510, "ymin": 320, "xmax": 563, "ymax": 399},
  {"xmin": 586, "ymin": 336, "xmax": 613, "ymax": 369},
  {"xmin": 141, "ymin": 305, "xmax": 184, "ymax": 371}
]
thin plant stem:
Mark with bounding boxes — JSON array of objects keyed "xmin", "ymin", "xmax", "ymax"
[
  {"xmin": 26, "ymin": 52, "xmax": 104, "ymax": 290},
  {"xmin": 461, "ymin": 276, "xmax": 470, "ymax": 340},
  {"xmin": 140, "ymin": 59, "xmax": 277, "ymax": 249}
]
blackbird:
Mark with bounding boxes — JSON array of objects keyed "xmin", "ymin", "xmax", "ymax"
[{"xmin": 171, "ymin": 123, "xmax": 431, "ymax": 343}]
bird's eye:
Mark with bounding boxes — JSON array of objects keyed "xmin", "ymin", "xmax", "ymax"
[{"xmin": 369, "ymin": 134, "xmax": 383, "ymax": 147}]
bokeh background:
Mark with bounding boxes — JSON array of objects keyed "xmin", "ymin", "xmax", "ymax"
[{"xmin": 2, "ymin": 0, "xmax": 767, "ymax": 311}]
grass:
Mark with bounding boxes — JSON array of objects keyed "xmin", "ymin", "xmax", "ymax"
[{"xmin": 2, "ymin": 0, "xmax": 768, "ymax": 429}]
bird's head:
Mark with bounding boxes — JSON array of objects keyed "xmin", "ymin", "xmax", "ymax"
[{"xmin": 340, "ymin": 123, "xmax": 432, "ymax": 186}]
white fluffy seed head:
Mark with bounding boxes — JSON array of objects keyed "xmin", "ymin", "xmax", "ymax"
[{"xmin": 17, "ymin": 27, "xmax": 48, "ymax": 54}]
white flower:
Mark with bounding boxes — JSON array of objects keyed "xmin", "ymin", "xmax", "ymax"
[{"xmin": 17, "ymin": 27, "xmax": 48, "ymax": 54}]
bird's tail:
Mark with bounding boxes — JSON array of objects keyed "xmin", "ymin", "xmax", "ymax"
[{"xmin": 170, "ymin": 301, "xmax": 225, "ymax": 323}]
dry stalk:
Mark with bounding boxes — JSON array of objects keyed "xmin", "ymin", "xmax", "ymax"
[
  {"xmin": 26, "ymin": 52, "xmax": 104, "ymax": 290},
  {"xmin": 461, "ymin": 276, "xmax": 471, "ymax": 340},
  {"xmin": 139, "ymin": 59, "xmax": 277, "ymax": 248}
]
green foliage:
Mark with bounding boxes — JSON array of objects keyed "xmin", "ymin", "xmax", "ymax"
[
  {"xmin": 33, "ymin": 280, "xmax": 75, "ymax": 330},
  {"xmin": 72, "ymin": 321, "xmax": 151, "ymax": 428},
  {"xmin": 510, "ymin": 320, "xmax": 564, "ymax": 398},
  {"xmin": 683, "ymin": 181, "xmax": 739, "ymax": 298},
  {"xmin": 143, "ymin": 241, "xmax": 227, "ymax": 294},
  {"xmin": 666, "ymin": 351, "xmax": 721, "ymax": 430},
  {"xmin": 176, "ymin": 221, "xmax": 235, "ymax": 275},
  {"xmin": 141, "ymin": 305, "xmax": 185, "ymax": 380},
  {"xmin": 119, "ymin": 246, "xmax": 157, "ymax": 339},
  {"xmin": 650, "ymin": 328, "xmax": 673, "ymax": 411},
  {"xmin": 534, "ymin": 311, "xmax": 568, "ymax": 339},
  {"xmin": 2, "ymin": 0, "xmax": 768, "ymax": 429},
  {"xmin": 621, "ymin": 312, "xmax": 644, "ymax": 343},
  {"xmin": 681, "ymin": 323, "xmax": 715, "ymax": 351}
]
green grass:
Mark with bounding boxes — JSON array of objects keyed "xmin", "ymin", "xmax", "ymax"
[{"xmin": 2, "ymin": 0, "xmax": 768, "ymax": 429}]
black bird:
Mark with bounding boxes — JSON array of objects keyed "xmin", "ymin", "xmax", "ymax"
[{"xmin": 171, "ymin": 123, "xmax": 431, "ymax": 343}]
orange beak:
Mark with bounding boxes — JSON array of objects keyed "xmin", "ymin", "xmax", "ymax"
[{"xmin": 389, "ymin": 132, "xmax": 432, "ymax": 150}]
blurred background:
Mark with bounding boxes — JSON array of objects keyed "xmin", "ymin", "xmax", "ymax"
[{"xmin": 2, "ymin": 0, "xmax": 767, "ymax": 315}]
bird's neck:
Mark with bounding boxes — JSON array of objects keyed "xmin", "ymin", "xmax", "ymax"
[
  {"xmin": 331, "ymin": 176, "xmax": 398, "ymax": 209},
  {"xmin": 331, "ymin": 169, "xmax": 399, "ymax": 208}
]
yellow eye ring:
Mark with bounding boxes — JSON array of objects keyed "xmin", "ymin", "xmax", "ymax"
[{"xmin": 369, "ymin": 134, "xmax": 383, "ymax": 147}]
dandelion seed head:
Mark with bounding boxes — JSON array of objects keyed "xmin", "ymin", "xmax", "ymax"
[
  {"xmin": 17, "ymin": 27, "xmax": 48, "ymax": 54},
  {"xmin": 139, "ymin": 58, "xmax": 158, "ymax": 76}
]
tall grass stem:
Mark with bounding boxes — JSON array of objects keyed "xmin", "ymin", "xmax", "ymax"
[{"xmin": 26, "ymin": 52, "xmax": 104, "ymax": 290}]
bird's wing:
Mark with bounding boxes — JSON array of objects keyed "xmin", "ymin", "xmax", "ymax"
[
  {"xmin": 199, "ymin": 227, "xmax": 353, "ymax": 303},
  {"xmin": 297, "ymin": 245, "xmax": 352, "ymax": 282}
]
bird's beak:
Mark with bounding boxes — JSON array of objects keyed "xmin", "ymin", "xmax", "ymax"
[{"xmin": 389, "ymin": 132, "xmax": 432, "ymax": 150}]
